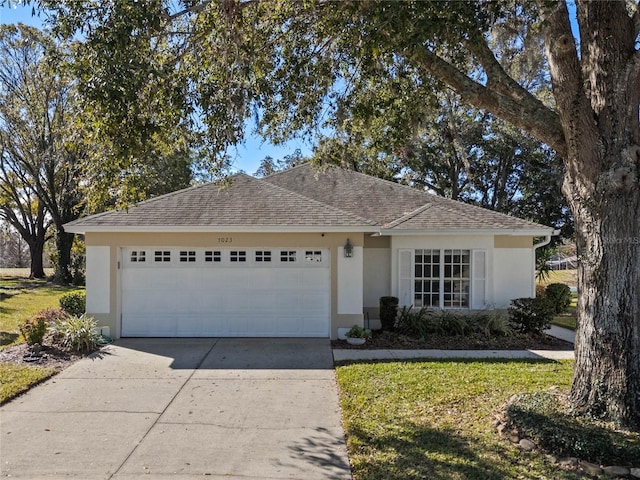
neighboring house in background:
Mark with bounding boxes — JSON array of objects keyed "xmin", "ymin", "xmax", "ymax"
[{"xmin": 64, "ymin": 164, "xmax": 555, "ymax": 340}]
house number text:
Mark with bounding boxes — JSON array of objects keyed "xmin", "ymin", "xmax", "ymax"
[{"xmin": 218, "ymin": 237, "xmax": 233, "ymax": 244}]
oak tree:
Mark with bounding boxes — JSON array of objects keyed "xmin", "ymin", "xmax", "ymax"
[{"xmin": 38, "ymin": 0, "xmax": 640, "ymax": 427}]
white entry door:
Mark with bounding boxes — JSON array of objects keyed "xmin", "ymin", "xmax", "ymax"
[{"xmin": 121, "ymin": 247, "xmax": 330, "ymax": 337}]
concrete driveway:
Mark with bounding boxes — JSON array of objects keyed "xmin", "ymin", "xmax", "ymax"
[{"xmin": 0, "ymin": 338, "xmax": 351, "ymax": 479}]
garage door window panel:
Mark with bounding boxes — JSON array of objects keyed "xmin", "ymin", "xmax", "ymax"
[
  {"xmin": 155, "ymin": 250, "xmax": 171, "ymax": 263},
  {"xmin": 230, "ymin": 251, "xmax": 247, "ymax": 262},
  {"xmin": 205, "ymin": 250, "xmax": 221, "ymax": 263},
  {"xmin": 255, "ymin": 250, "xmax": 272, "ymax": 262},
  {"xmin": 179, "ymin": 250, "xmax": 197, "ymax": 263},
  {"xmin": 280, "ymin": 250, "xmax": 297, "ymax": 263}
]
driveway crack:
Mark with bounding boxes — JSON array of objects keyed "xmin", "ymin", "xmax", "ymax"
[{"xmin": 107, "ymin": 338, "xmax": 220, "ymax": 479}]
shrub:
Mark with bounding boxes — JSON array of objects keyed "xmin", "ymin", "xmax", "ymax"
[
  {"xmin": 505, "ymin": 391, "xmax": 640, "ymax": 465},
  {"xmin": 396, "ymin": 306, "xmax": 435, "ymax": 339},
  {"xmin": 535, "ymin": 284, "xmax": 547, "ymax": 298},
  {"xmin": 379, "ymin": 296, "xmax": 399, "ymax": 331},
  {"xmin": 471, "ymin": 312, "xmax": 512, "ymax": 337},
  {"xmin": 438, "ymin": 311, "xmax": 468, "ymax": 336},
  {"xmin": 345, "ymin": 324, "xmax": 372, "ymax": 339},
  {"xmin": 545, "ymin": 283, "xmax": 572, "ymax": 313},
  {"xmin": 508, "ymin": 297, "xmax": 554, "ymax": 335},
  {"xmin": 49, "ymin": 314, "xmax": 100, "ymax": 352},
  {"xmin": 18, "ymin": 308, "xmax": 67, "ymax": 345},
  {"xmin": 19, "ymin": 317, "xmax": 47, "ymax": 346},
  {"xmin": 59, "ymin": 291, "xmax": 86, "ymax": 317}
]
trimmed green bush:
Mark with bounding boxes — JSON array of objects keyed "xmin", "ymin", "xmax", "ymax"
[
  {"xmin": 59, "ymin": 291, "xmax": 86, "ymax": 317},
  {"xmin": 18, "ymin": 308, "xmax": 67, "ymax": 345},
  {"xmin": 508, "ymin": 297, "xmax": 554, "ymax": 334},
  {"xmin": 379, "ymin": 296, "xmax": 399, "ymax": 331},
  {"xmin": 505, "ymin": 390, "xmax": 640, "ymax": 465},
  {"xmin": 545, "ymin": 283, "xmax": 572, "ymax": 313},
  {"xmin": 49, "ymin": 314, "xmax": 99, "ymax": 352}
]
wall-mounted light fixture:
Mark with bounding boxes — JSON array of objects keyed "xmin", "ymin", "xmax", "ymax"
[{"xmin": 344, "ymin": 239, "xmax": 353, "ymax": 258}]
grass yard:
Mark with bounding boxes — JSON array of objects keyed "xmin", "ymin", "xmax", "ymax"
[
  {"xmin": 537, "ymin": 269, "xmax": 577, "ymax": 289},
  {"xmin": 0, "ymin": 363, "xmax": 58, "ymax": 404},
  {"xmin": 1, "ymin": 271, "xmax": 80, "ymax": 348},
  {"xmin": 337, "ymin": 359, "xmax": 579, "ymax": 480},
  {"xmin": 1, "ymin": 270, "xmax": 81, "ymax": 404}
]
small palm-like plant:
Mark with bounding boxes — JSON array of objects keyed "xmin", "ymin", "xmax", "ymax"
[{"xmin": 50, "ymin": 314, "xmax": 100, "ymax": 352}]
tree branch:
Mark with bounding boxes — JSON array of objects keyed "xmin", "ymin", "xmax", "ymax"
[{"xmin": 412, "ymin": 45, "xmax": 566, "ymax": 157}]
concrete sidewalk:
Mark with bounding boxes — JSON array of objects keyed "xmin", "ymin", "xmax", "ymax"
[{"xmin": 0, "ymin": 338, "xmax": 351, "ymax": 480}]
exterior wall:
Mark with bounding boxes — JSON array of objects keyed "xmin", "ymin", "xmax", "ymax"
[
  {"xmin": 493, "ymin": 248, "xmax": 535, "ymax": 307},
  {"xmin": 389, "ymin": 234, "xmax": 536, "ymax": 310},
  {"xmin": 84, "ymin": 231, "xmax": 365, "ymax": 339}
]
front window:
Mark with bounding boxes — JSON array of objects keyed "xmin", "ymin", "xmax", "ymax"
[
  {"xmin": 414, "ymin": 249, "xmax": 470, "ymax": 308},
  {"xmin": 443, "ymin": 249, "xmax": 470, "ymax": 308},
  {"xmin": 414, "ymin": 249, "xmax": 440, "ymax": 307}
]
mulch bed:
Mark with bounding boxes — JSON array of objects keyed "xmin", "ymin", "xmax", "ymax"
[
  {"xmin": 332, "ymin": 330, "xmax": 574, "ymax": 350},
  {"xmin": 0, "ymin": 343, "xmax": 85, "ymax": 370}
]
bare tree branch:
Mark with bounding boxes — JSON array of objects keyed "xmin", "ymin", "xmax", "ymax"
[{"xmin": 413, "ymin": 45, "xmax": 566, "ymax": 157}]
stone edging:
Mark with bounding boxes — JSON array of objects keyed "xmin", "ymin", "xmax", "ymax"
[{"xmin": 493, "ymin": 414, "xmax": 640, "ymax": 478}]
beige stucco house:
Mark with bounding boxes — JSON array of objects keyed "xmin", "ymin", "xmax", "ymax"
[{"xmin": 64, "ymin": 164, "xmax": 555, "ymax": 340}]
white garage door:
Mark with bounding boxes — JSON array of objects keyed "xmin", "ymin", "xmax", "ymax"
[{"xmin": 121, "ymin": 247, "xmax": 330, "ymax": 337}]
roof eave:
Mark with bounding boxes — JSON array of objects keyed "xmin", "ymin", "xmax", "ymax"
[
  {"xmin": 64, "ymin": 224, "xmax": 380, "ymax": 234},
  {"xmin": 378, "ymin": 227, "xmax": 556, "ymax": 236}
]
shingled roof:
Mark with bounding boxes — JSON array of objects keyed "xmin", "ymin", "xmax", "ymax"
[
  {"xmin": 65, "ymin": 163, "xmax": 552, "ymax": 234},
  {"xmin": 264, "ymin": 164, "xmax": 552, "ymax": 233},
  {"xmin": 65, "ymin": 173, "xmax": 377, "ymax": 232}
]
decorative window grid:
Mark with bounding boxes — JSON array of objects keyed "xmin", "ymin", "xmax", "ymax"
[
  {"xmin": 154, "ymin": 250, "xmax": 171, "ymax": 262},
  {"xmin": 230, "ymin": 251, "xmax": 247, "ymax": 262},
  {"xmin": 443, "ymin": 249, "xmax": 470, "ymax": 308},
  {"xmin": 205, "ymin": 251, "xmax": 221, "ymax": 263},
  {"xmin": 130, "ymin": 251, "xmax": 146, "ymax": 263},
  {"xmin": 414, "ymin": 249, "xmax": 440, "ymax": 308},
  {"xmin": 304, "ymin": 250, "xmax": 323, "ymax": 263},
  {"xmin": 255, "ymin": 250, "xmax": 272, "ymax": 262},
  {"xmin": 280, "ymin": 250, "xmax": 296, "ymax": 262},
  {"xmin": 179, "ymin": 250, "xmax": 197, "ymax": 263}
]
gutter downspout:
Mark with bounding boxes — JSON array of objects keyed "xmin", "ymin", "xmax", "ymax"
[{"xmin": 532, "ymin": 229, "xmax": 561, "ymax": 296}]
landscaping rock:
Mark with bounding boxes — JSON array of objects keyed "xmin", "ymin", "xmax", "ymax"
[
  {"xmin": 580, "ymin": 461, "xmax": 602, "ymax": 476},
  {"xmin": 630, "ymin": 467, "xmax": 640, "ymax": 478},
  {"xmin": 509, "ymin": 434, "xmax": 520, "ymax": 444},
  {"xmin": 559, "ymin": 457, "xmax": 579, "ymax": 468},
  {"xmin": 602, "ymin": 466, "xmax": 630, "ymax": 477},
  {"xmin": 518, "ymin": 438, "xmax": 536, "ymax": 451}
]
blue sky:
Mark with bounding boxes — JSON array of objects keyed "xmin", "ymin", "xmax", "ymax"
[{"xmin": 0, "ymin": 3, "xmax": 314, "ymax": 175}]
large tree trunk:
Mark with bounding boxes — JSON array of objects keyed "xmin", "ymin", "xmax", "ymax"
[
  {"xmin": 569, "ymin": 180, "xmax": 640, "ymax": 427},
  {"xmin": 28, "ymin": 238, "xmax": 46, "ymax": 279},
  {"xmin": 541, "ymin": 1, "xmax": 640, "ymax": 429},
  {"xmin": 54, "ymin": 229, "xmax": 74, "ymax": 284}
]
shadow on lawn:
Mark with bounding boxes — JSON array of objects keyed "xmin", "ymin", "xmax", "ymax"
[
  {"xmin": 0, "ymin": 331, "xmax": 19, "ymax": 346},
  {"xmin": 345, "ymin": 420, "xmax": 582, "ymax": 480}
]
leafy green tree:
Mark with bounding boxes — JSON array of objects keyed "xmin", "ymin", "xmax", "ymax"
[
  {"xmin": 254, "ymin": 149, "xmax": 306, "ymax": 177},
  {"xmin": 36, "ymin": 1, "xmax": 640, "ymax": 427},
  {"xmin": 0, "ymin": 24, "xmax": 83, "ymax": 282}
]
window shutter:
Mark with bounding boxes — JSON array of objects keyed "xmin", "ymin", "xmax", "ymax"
[
  {"xmin": 398, "ymin": 249, "xmax": 413, "ymax": 307},
  {"xmin": 471, "ymin": 250, "xmax": 487, "ymax": 309}
]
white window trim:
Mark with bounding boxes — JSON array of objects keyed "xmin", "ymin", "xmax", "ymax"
[{"xmin": 401, "ymin": 248, "xmax": 485, "ymax": 310}]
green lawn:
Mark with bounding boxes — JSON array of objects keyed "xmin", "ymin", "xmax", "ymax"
[
  {"xmin": 336, "ymin": 359, "xmax": 579, "ymax": 480},
  {"xmin": 551, "ymin": 293, "xmax": 578, "ymax": 331},
  {"xmin": 0, "ymin": 363, "xmax": 58, "ymax": 404},
  {"xmin": 1, "ymin": 270, "xmax": 80, "ymax": 404},
  {"xmin": 1, "ymin": 272, "xmax": 80, "ymax": 348}
]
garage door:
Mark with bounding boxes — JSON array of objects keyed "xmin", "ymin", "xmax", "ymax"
[{"xmin": 121, "ymin": 247, "xmax": 330, "ymax": 337}]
